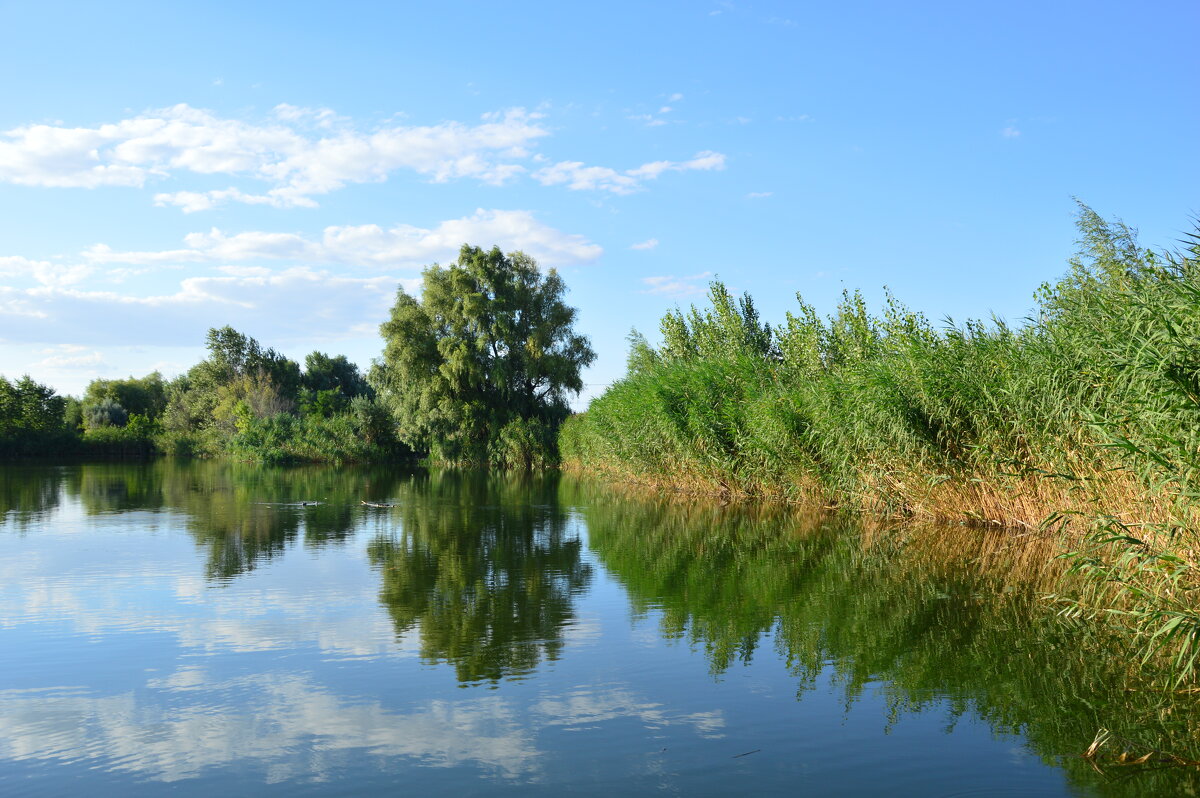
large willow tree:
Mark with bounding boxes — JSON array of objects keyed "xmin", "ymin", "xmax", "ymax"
[{"xmin": 373, "ymin": 245, "xmax": 595, "ymax": 466}]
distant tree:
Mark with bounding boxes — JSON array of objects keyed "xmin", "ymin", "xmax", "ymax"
[
  {"xmin": 163, "ymin": 326, "xmax": 301, "ymax": 438},
  {"xmin": 299, "ymin": 352, "xmax": 371, "ymax": 418},
  {"xmin": 0, "ymin": 376, "xmax": 67, "ymax": 434},
  {"xmin": 82, "ymin": 373, "xmax": 167, "ymax": 421},
  {"xmin": 63, "ymin": 397, "xmax": 84, "ymax": 432},
  {"xmin": 373, "ymin": 245, "xmax": 594, "ymax": 464},
  {"xmin": 0, "ymin": 376, "xmax": 72, "ymax": 453},
  {"xmin": 84, "ymin": 399, "xmax": 128, "ymax": 429},
  {"xmin": 202, "ymin": 326, "xmax": 301, "ymax": 396},
  {"xmin": 302, "ymin": 352, "xmax": 370, "ymax": 397}
]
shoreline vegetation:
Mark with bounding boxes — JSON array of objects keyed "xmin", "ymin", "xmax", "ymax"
[
  {"xmin": 1, "ymin": 329, "xmax": 411, "ymax": 465},
  {"xmin": 562, "ymin": 206, "xmax": 1198, "ymax": 529},
  {"xmin": 561, "ymin": 206, "xmax": 1200, "ymax": 683}
]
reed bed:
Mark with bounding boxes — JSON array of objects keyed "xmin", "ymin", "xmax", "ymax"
[{"xmin": 561, "ymin": 207, "xmax": 1200, "ymax": 682}]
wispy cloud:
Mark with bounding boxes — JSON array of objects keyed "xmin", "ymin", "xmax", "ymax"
[
  {"xmin": 83, "ymin": 209, "xmax": 602, "ymax": 269},
  {"xmin": 33, "ymin": 344, "xmax": 108, "ymax": 370},
  {"xmin": 535, "ymin": 151, "xmax": 725, "ymax": 195},
  {"xmin": 630, "ymin": 238, "xmax": 659, "ymax": 250},
  {"xmin": 641, "ymin": 271, "xmax": 713, "ymax": 298},
  {"xmin": 629, "ymin": 94, "xmax": 685, "ymax": 127},
  {"xmin": 1001, "ymin": 125, "xmax": 1021, "ymax": 138},
  {"xmin": 0, "ymin": 266, "xmax": 419, "ymax": 347},
  {"xmin": 0, "ymin": 255, "xmax": 94, "ymax": 287},
  {"xmin": 746, "ymin": 191, "xmax": 772, "ymax": 199}
]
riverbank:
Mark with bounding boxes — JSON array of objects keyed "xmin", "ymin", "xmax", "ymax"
[
  {"xmin": 562, "ymin": 209, "xmax": 1199, "ymax": 526},
  {"xmin": 561, "ymin": 208, "xmax": 1200, "ymax": 684}
]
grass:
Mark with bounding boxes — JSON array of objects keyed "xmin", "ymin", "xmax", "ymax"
[{"xmin": 561, "ymin": 205, "xmax": 1200, "ymax": 683}]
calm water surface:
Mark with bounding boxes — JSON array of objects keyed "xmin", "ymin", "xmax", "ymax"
[{"xmin": 1, "ymin": 462, "xmax": 1197, "ymax": 796}]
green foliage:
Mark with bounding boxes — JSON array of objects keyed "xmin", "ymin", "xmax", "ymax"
[
  {"xmin": 81, "ymin": 419, "xmax": 158, "ymax": 458},
  {"xmin": 150, "ymin": 326, "xmax": 406, "ymax": 464},
  {"xmin": 563, "ymin": 209, "xmax": 1182, "ymax": 505},
  {"xmin": 162, "ymin": 326, "xmax": 302, "ymax": 451},
  {"xmin": 0, "ymin": 375, "xmax": 74, "ymax": 456},
  {"xmin": 373, "ymin": 244, "xmax": 595, "ymax": 466},
  {"xmin": 492, "ymin": 416, "xmax": 556, "ymax": 469},
  {"xmin": 84, "ymin": 398, "xmax": 128, "ymax": 429},
  {"xmin": 227, "ymin": 409, "xmax": 407, "ymax": 465},
  {"xmin": 0, "ymin": 374, "xmax": 163, "ymax": 459},
  {"xmin": 82, "ymin": 372, "xmax": 167, "ymax": 421},
  {"xmin": 563, "ymin": 208, "xmax": 1200, "ymax": 683},
  {"xmin": 301, "ymin": 351, "xmax": 370, "ymax": 398}
]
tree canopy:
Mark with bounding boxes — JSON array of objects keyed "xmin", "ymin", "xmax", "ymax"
[
  {"xmin": 373, "ymin": 245, "xmax": 594, "ymax": 465},
  {"xmin": 80, "ymin": 372, "xmax": 167, "ymax": 429}
]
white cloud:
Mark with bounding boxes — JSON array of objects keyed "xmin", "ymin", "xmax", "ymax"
[
  {"xmin": 535, "ymin": 162, "xmax": 639, "ymax": 194},
  {"xmin": 153, "ymin": 187, "xmax": 302, "ymax": 213},
  {"xmin": 0, "ymin": 266, "xmax": 416, "ymax": 347},
  {"xmin": 627, "ymin": 114, "xmax": 668, "ymax": 128},
  {"xmin": 0, "ymin": 255, "xmax": 51, "ymax": 276},
  {"xmin": 641, "ymin": 271, "xmax": 713, "ymax": 298},
  {"xmin": 1001, "ymin": 126, "xmax": 1021, "ymax": 138},
  {"xmin": 105, "ymin": 265, "xmax": 180, "ymax": 283},
  {"xmin": 629, "ymin": 96, "xmax": 683, "ymax": 128},
  {"xmin": 0, "ymin": 104, "xmax": 549, "ymax": 208},
  {"xmin": 0, "ymin": 256, "xmax": 94, "ymax": 287},
  {"xmin": 630, "ymin": 238, "xmax": 659, "ymax": 250},
  {"xmin": 534, "ymin": 151, "xmax": 725, "ymax": 195},
  {"xmin": 32, "ymin": 344, "xmax": 108, "ymax": 370},
  {"xmin": 271, "ymin": 103, "xmax": 342, "ymax": 128},
  {"xmin": 83, "ymin": 209, "xmax": 602, "ymax": 269},
  {"xmin": 0, "ymin": 209, "xmax": 599, "ymax": 354},
  {"xmin": 746, "ymin": 191, "xmax": 772, "ymax": 199},
  {"xmin": 2, "ymin": 105, "xmax": 728, "ymax": 208},
  {"xmin": 626, "ymin": 151, "xmax": 725, "ymax": 180}
]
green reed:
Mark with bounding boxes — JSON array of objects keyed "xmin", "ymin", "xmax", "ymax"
[{"xmin": 561, "ymin": 206, "xmax": 1200, "ymax": 682}]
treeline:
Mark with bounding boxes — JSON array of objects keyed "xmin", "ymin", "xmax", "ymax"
[
  {"xmin": 1, "ymin": 326, "xmax": 407, "ymax": 464},
  {"xmin": 1, "ymin": 244, "xmax": 594, "ymax": 466}
]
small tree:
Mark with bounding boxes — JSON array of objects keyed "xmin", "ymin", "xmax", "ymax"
[
  {"xmin": 163, "ymin": 326, "xmax": 301, "ymax": 439},
  {"xmin": 84, "ymin": 399, "xmax": 128, "ymax": 429},
  {"xmin": 373, "ymin": 245, "xmax": 595, "ymax": 464},
  {"xmin": 83, "ymin": 373, "xmax": 167, "ymax": 420}
]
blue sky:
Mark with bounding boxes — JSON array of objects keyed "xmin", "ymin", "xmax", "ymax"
[{"xmin": 1, "ymin": 0, "xmax": 1196, "ymax": 403}]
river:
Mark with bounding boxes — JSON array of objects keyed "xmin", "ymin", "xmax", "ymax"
[{"xmin": 0, "ymin": 462, "xmax": 1196, "ymax": 796}]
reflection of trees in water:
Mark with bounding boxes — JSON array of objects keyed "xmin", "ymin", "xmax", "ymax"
[
  {"xmin": 51, "ymin": 460, "xmax": 412, "ymax": 579},
  {"xmin": 0, "ymin": 465, "xmax": 64, "ymax": 527},
  {"xmin": 170, "ymin": 462, "xmax": 409, "ymax": 580},
  {"xmin": 566, "ymin": 478, "xmax": 1200, "ymax": 798},
  {"xmin": 64, "ymin": 462, "xmax": 168, "ymax": 512},
  {"xmin": 368, "ymin": 471, "xmax": 592, "ymax": 684}
]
